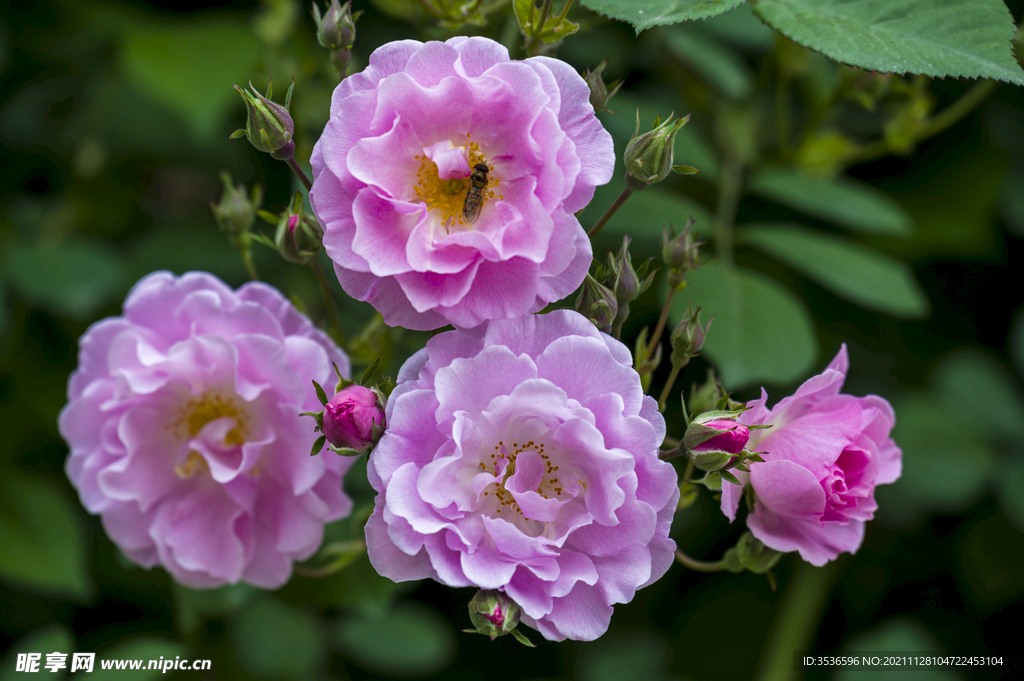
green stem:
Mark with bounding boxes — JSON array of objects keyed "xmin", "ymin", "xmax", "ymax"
[
  {"xmin": 286, "ymin": 156, "xmax": 314, "ymax": 193},
  {"xmin": 587, "ymin": 187, "xmax": 634, "ymax": 239},
  {"xmin": 311, "ymin": 259, "xmax": 345, "ymax": 347},
  {"xmin": 674, "ymin": 548, "xmax": 727, "ymax": 573},
  {"xmin": 236, "ymin": 234, "xmax": 260, "ymax": 282},
  {"xmin": 657, "ymin": 362, "xmax": 683, "ymax": 412},
  {"xmin": 241, "ymin": 245, "xmax": 260, "ymax": 282},
  {"xmin": 713, "ymin": 154, "xmax": 742, "ymax": 265},
  {"xmin": 646, "ymin": 284, "xmax": 676, "ymax": 358},
  {"xmin": 682, "ymin": 460, "xmax": 694, "ymax": 483},
  {"xmin": 851, "ymin": 78, "xmax": 997, "ymax": 166},
  {"xmin": 755, "ymin": 561, "xmax": 834, "ymax": 681}
]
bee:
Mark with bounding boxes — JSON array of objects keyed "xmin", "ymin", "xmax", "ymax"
[{"xmin": 462, "ymin": 163, "xmax": 490, "ymax": 225}]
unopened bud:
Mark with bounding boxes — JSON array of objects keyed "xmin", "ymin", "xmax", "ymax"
[
  {"xmin": 312, "ymin": 0, "xmax": 361, "ymax": 73},
  {"xmin": 623, "ymin": 111, "xmax": 690, "ymax": 191},
  {"xmin": 584, "ymin": 60, "xmax": 622, "ymax": 114},
  {"xmin": 275, "ymin": 193, "xmax": 324, "ymax": 264},
  {"xmin": 670, "ymin": 304, "xmax": 712, "ymax": 368},
  {"xmin": 603, "ymin": 236, "xmax": 655, "ymax": 336},
  {"xmin": 683, "ymin": 417, "xmax": 749, "ymax": 472},
  {"xmin": 576, "ymin": 273, "xmax": 618, "ymax": 334},
  {"xmin": 211, "ymin": 172, "xmax": 262, "ymax": 238},
  {"xmin": 323, "ymin": 384, "xmax": 386, "ymax": 452},
  {"xmin": 464, "ymin": 590, "xmax": 535, "ymax": 646},
  {"xmin": 661, "ymin": 217, "xmax": 704, "ymax": 289},
  {"xmin": 231, "ymin": 80, "xmax": 295, "ymax": 160}
]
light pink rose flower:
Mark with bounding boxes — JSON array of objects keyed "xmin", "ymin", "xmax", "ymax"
[
  {"xmin": 59, "ymin": 272, "xmax": 354, "ymax": 588},
  {"xmin": 720, "ymin": 345, "xmax": 902, "ymax": 566},
  {"xmin": 310, "ymin": 37, "xmax": 614, "ymax": 330},
  {"xmin": 365, "ymin": 310, "xmax": 679, "ymax": 641}
]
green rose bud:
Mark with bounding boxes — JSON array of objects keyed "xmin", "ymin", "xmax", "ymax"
[
  {"xmin": 231, "ymin": 80, "xmax": 295, "ymax": 161},
  {"xmin": 623, "ymin": 111, "xmax": 691, "ymax": 191}
]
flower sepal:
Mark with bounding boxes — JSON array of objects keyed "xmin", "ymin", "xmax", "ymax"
[
  {"xmin": 232, "ymin": 79, "xmax": 296, "ymax": 160},
  {"xmin": 584, "ymin": 59, "xmax": 622, "ymax": 114},
  {"xmin": 623, "ymin": 111, "xmax": 691, "ymax": 191},
  {"xmin": 514, "ymin": 0, "xmax": 579, "ymax": 46},
  {"xmin": 463, "ymin": 590, "xmax": 536, "ymax": 647}
]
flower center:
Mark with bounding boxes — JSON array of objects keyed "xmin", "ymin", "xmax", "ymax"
[
  {"xmin": 478, "ymin": 439, "xmax": 571, "ymax": 519},
  {"xmin": 413, "ymin": 134, "xmax": 501, "ymax": 230},
  {"xmin": 167, "ymin": 392, "xmax": 251, "ymax": 478}
]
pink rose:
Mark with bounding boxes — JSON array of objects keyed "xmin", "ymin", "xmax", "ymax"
[
  {"xmin": 322, "ymin": 384, "xmax": 385, "ymax": 451},
  {"xmin": 364, "ymin": 311, "xmax": 678, "ymax": 641},
  {"xmin": 720, "ymin": 346, "xmax": 902, "ymax": 566},
  {"xmin": 310, "ymin": 37, "xmax": 614, "ymax": 330},
  {"xmin": 59, "ymin": 272, "xmax": 354, "ymax": 588}
]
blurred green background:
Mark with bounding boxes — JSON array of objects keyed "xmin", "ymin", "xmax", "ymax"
[{"xmin": 1, "ymin": 0, "xmax": 1023, "ymax": 679}]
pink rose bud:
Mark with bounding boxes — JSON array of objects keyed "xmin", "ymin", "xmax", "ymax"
[
  {"xmin": 693, "ymin": 419, "xmax": 750, "ymax": 454},
  {"xmin": 322, "ymin": 385, "xmax": 384, "ymax": 451}
]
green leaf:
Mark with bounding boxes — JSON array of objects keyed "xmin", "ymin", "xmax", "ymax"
[
  {"xmin": 932, "ymin": 350, "xmax": 1024, "ymax": 441},
  {"xmin": 580, "ymin": 0, "xmax": 744, "ymax": 34},
  {"xmin": 577, "ymin": 635, "xmax": 673, "ymax": 681},
  {"xmin": 752, "ymin": 0, "xmax": 1024, "ymax": 85},
  {"xmin": 0, "ymin": 625, "xmax": 74, "ymax": 681},
  {"xmin": 876, "ymin": 394, "xmax": 993, "ymax": 525},
  {"xmin": 89, "ymin": 638, "xmax": 188, "ymax": 681},
  {"xmin": 0, "ymin": 476, "xmax": 91, "ymax": 600},
  {"xmin": 748, "ymin": 168, "xmax": 914, "ymax": 236},
  {"xmin": 739, "ymin": 223, "xmax": 929, "ymax": 318},
  {"xmin": 231, "ymin": 597, "xmax": 325, "ymax": 680},
  {"xmin": 840, "ymin": 620, "xmax": 960, "ymax": 681},
  {"xmin": 174, "ymin": 583, "xmax": 255, "ymax": 636},
  {"xmin": 699, "ymin": 4, "xmax": 775, "ymax": 52},
  {"xmin": 335, "ymin": 604, "xmax": 456, "ymax": 677},
  {"xmin": 4, "ymin": 240, "xmax": 130, "ymax": 321},
  {"xmin": 120, "ymin": 19, "xmax": 263, "ymax": 141},
  {"xmin": 664, "ymin": 24, "xmax": 755, "ymax": 99},
  {"xmin": 670, "ymin": 262, "xmax": 818, "ymax": 388}
]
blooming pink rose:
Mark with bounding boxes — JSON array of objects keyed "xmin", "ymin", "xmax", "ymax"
[
  {"xmin": 59, "ymin": 272, "xmax": 354, "ymax": 588},
  {"xmin": 322, "ymin": 384, "xmax": 385, "ymax": 451},
  {"xmin": 310, "ymin": 37, "xmax": 614, "ymax": 330},
  {"xmin": 365, "ymin": 310, "xmax": 678, "ymax": 641},
  {"xmin": 720, "ymin": 345, "xmax": 902, "ymax": 566}
]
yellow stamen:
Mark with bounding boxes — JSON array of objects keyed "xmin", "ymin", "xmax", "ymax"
[{"xmin": 413, "ymin": 134, "xmax": 501, "ymax": 229}]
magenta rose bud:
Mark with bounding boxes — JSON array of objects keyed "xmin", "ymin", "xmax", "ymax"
[
  {"xmin": 59, "ymin": 272, "xmax": 355, "ymax": 588},
  {"xmin": 719, "ymin": 345, "xmax": 902, "ymax": 566},
  {"xmin": 364, "ymin": 310, "xmax": 679, "ymax": 641},
  {"xmin": 322, "ymin": 384, "xmax": 385, "ymax": 451},
  {"xmin": 310, "ymin": 37, "xmax": 615, "ymax": 330},
  {"xmin": 694, "ymin": 419, "xmax": 749, "ymax": 454}
]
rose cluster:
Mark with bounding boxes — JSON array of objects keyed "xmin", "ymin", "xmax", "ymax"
[{"xmin": 57, "ymin": 34, "xmax": 901, "ymax": 645}]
